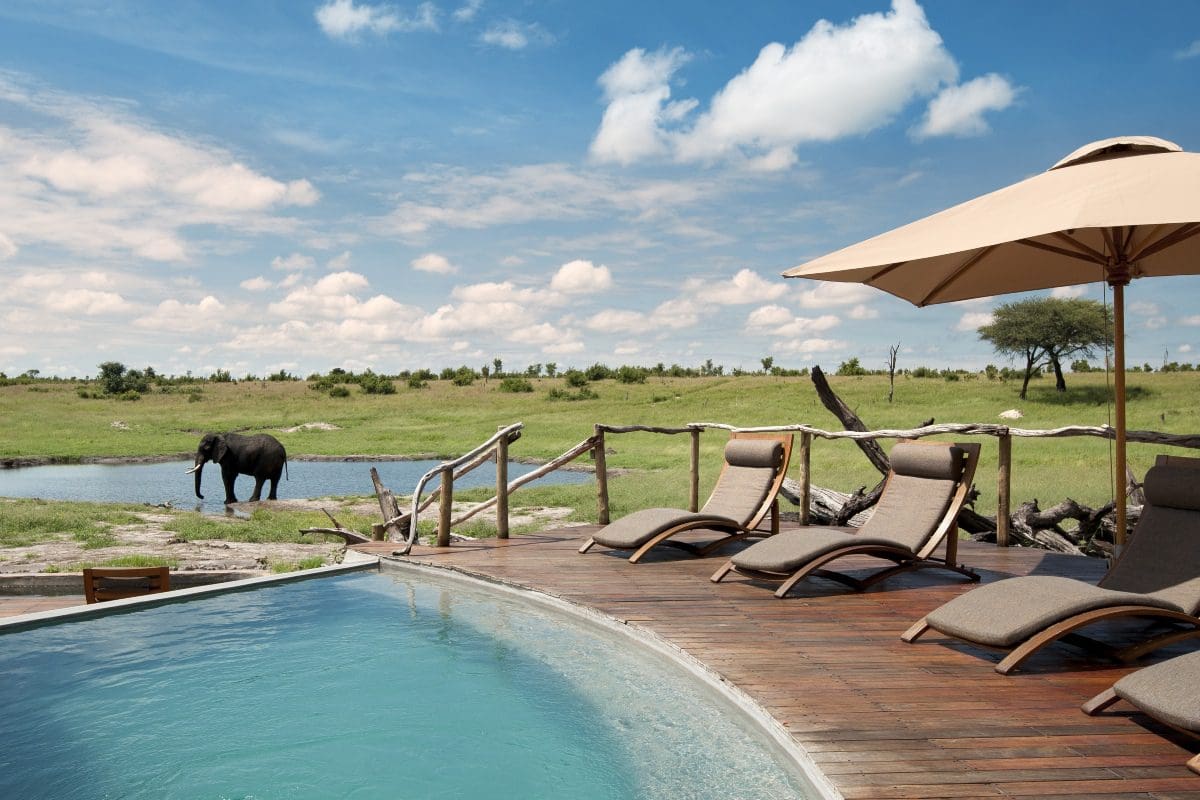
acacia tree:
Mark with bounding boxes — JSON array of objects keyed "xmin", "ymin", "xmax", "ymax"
[{"xmin": 978, "ymin": 298, "xmax": 1112, "ymax": 399}]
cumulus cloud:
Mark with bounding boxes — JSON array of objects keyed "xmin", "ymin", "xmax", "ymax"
[
  {"xmin": 912, "ymin": 73, "xmax": 1019, "ymax": 139},
  {"xmin": 585, "ymin": 298, "xmax": 699, "ymax": 334},
  {"xmin": 590, "ymin": 1, "xmax": 1015, "ymax": 169},
  {"xmin": 272, "ymin": 253, "xmax": 316, "ymax": 272},
  {"xmin": 0, "ymin": 232, "xmax": 16, "ymax": 260},
  {"xmin": 134, "ymin": 296, "xmax": 227, "ymax": 332},
  {"xmin": 326, "ymin": 251, "xmax": 352, "ymax": 270},
  {"xmin": 685, "ymin": 269, "xmax": 787, "ymax": 305},
  {"xmin": 847, "ymin": 304, "xmax": 879, "ymax": 320},
  {"xmin": 956, "ymin": 311, "xmax": 994, "ymax": 331},
  {"xmin": 1051, "ymin": 284, "xmax": 1088, "ymax": 299},
  {"xmin": 240, "ymin": 276, "xmax": 272, "ymax": 291},
  {"xmin": 795, "ymin": 282, "xmax": 876, "ymax": 308},
  {"xmin": 480, "ymin": 20, "xmax": 554, "ymax": 50},
  {"xmin": 1175, "ymin": 40, "xmax": 1200, "ymax": 60},
  {"xmin": 550, "ymin": 259, "xmax": 613, "ymax": 294},
  {"xmin": 315, "ymin": 0, "xmax": 438, "ymax": 40},
  {"xmin": 1180, "ymin": 343, "xmax": 1194, "ymax": 354},
  {"xmin": 507, "ymin": 322, "xmax": 579, "ymax": 350},
  {"xmin": 453, "ymin": 0, "xmax": 483, "ymax": 23},
  {"xmin": 412, "ymin": 252, "xmax": 457, "ymax": 274},
  {"xmin": 45, "ymin": 289, "xmax": 132, "ymax": 316},
  {"xmin": 774, "ymin": 337, "xmax": 848, "ymax": 356}
]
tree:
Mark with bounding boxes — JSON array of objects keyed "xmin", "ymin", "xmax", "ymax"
[
  {"xmin": 760, "ymin": 356, "xmax": 774, "ymax": 373},
  {"xmin": 492, "ymin": 358, "xmax": 503, "ymax": 378},
  {"xmin": 886, "ymin": 343, "xmax": 900, "ymax": 402},
  {"xmin": 978, "ymin": 298, "xmax": 1112, "ymax": 399},
  {"xmin": 835, "ymin": 357, "xmax": 868, "ymax": 376},
  {"xmin": 544, "ymin": 362, "xmax": 557, "ymax": 378},
  {"xmin": 98, "ymin": 361, "xmax": 128, "ymax": 394}
]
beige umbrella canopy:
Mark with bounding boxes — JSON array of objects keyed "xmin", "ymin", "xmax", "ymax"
[{"xmin": 783, "ymin": 136, "xmax": 1200, "ymax": 544}]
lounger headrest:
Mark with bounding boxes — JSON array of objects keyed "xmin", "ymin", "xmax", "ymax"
[
  {"xmin": 724, "ymin": 438, "xmax": 784, "ymax": 469},
  {"xmin": 889, "ymin": 443, "xmax": 964, "ymax": 481},
  {"xmin": 1144, "ymin": 464, "xmax": 1200, "ymax": 511}
]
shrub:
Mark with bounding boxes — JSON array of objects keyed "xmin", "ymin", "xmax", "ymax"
[
  {"xmin": 835, "ymin": 357, "xmax": 868, "ymax": 376},
  {"xmin": 329, "ymin": 386, "xmax": 351, "ymax": 398},
  {"xmin": 209, "ymin": 369, "xmax": 234, "ymax": 383},
  {"xmin": 118, "ymin": 390, "xmax": 142, "ymax": 401},
  {"xmin": 548, "ymin": 387, "xmax": 598, "ymax": 401},
  {"xmin": 615, "ymin": 365, "xmax": 648, "ymax": 384},
  {"xmin": 498, "ymin": 377, "xmax": 534, "ymax": 393},
  {"xmin": 452, "ymin": 367, "xmax": 477, "ymax": 386},
  {"xmin": 359, "ymin": 372, "xmax": 396, "ymax": 395},
  {"xmin": 584, "ymin": 363, "xmax": 612, "ymax": 381},
  {"xmin": 563, "ymin": 369, "xmax": 589, "ymax": 388},
  {"xmin": 407, "ymin": 376, "xmax": 428, "ymax": 389}
]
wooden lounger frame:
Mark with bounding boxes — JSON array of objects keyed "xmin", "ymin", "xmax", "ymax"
[
  {"xmin": 83, "ymin": 566, "xmax": 172, "ymax": 604},
  {"xmin": 577, "ymin": 432, "xmax": 793, "ymax": 564},
  {"xmin": 1082, "ymin": 685, "xmax": 1200, "ymax": 775},
  {"xmin": 711, "ymin": 441, "xmax": 981, "ymax": 597}
]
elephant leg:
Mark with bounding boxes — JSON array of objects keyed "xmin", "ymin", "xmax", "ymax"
[
  {"xmin": 249, "ymin": 477, "xmax": 265, "ymax": 502},
  {"xmin": 222, "ymin": 467, "xmax": 239, "ymax": 504},
  {"xmin": 267, "ymin": 476, "xmax": 279, "ymax": 500}
]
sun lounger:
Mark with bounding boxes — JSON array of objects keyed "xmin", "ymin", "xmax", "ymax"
[
  {"xmin": 1082, "ymin": 650, "xmax": 1200, "ymax": 775},
  {"xmin": 903, "ymin": 454, "xmax": 1200, "ymax": 674},
  {"xmin": 578, "ymin": 432, "xmax": 792, "ymax": 563},
  {"xmin": 83, "ymin": 566, "xmax": 172, "ymax": 603},
  {"xmin": 711, "ymin": 441, "xmax": 980, "ymax": 597}
]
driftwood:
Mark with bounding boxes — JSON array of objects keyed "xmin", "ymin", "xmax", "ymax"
[
  {"xmin": 301, "ymin": 508, "xmax": 372, "ymax": 545},
  {"xmin": 811, "ymin": 365, "xmax": 890, "ymax": 475}
]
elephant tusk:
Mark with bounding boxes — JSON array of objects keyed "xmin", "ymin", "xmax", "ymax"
[{"xmin": 184, "ymin": 464, "xmax": 201, "ymax": 474}]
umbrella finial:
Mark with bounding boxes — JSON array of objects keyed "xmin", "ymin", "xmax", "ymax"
[{"xmin": 1051, "ymin": 136, "xmax": 1182, "ymax": 170}]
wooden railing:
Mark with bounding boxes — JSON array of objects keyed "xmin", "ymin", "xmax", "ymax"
[{"xmin": 383, "ymin": 419, "xmax": 1200, "ymax": 554}]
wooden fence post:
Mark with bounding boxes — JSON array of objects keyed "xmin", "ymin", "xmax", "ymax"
[
  {"xmin": 495, "ymin": 428, "xmax": 509, "ymax": 539},
  {"xmin": 437, "ymin": 467, "xmax": 453, "ymax": 547},
  {"xmin": 997, "ymin": 431, "xmax": 1012, "ymax": 547},
  {"xmin": 798, "ymin": 432, "xmax": 812, "ymax": 526},
  {"xmin": 593, "ymin": 427, "xmax": 610, "ymax": 525},
  {"xmin": 689, "ymin": 428, "xmax": 701, "ymax": 512}
]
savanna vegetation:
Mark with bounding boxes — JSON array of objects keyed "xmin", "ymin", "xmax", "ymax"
[{"xmin": 4, "ymin": 365, "xmax": 1199, "ymax": 536}]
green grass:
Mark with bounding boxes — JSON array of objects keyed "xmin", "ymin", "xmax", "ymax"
[
  {"xmin": 4, "ymin": 372, "xmax": 1199, "ymax": 521},
  {"xmin": 0, "ymin": 499, "xmax": 145, "ymax": 548},
  {"xmin": 165, "ymin": 507, "xmax": 378, "ymax": 543},
  {"xmin": 270, "ymin": 556, "xmax": 327, "ymax": 574},
  {"xmin": 43, "ymin": 555, "xmax": 179, "ymax": 573}
]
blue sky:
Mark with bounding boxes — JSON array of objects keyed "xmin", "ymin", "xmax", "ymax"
[{"xmin": 2, "ymin": 0, "xmax": 1198, "ymax": 378}]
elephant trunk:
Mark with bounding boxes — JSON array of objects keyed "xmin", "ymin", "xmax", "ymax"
[{"xmin": 191, "ymin": 458, "xmax": 206, "ymax": 499}]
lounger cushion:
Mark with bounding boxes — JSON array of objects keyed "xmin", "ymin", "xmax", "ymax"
[
  {"xmin": 1114, "ymin": 650, "xmax": 1200, "ymax": 733},
  {"xmin": 1098, "ymin": 464, "xmax": 1200, "ymax": 614},
  {"xmin": 700, "ymin": 440, "xmax": 782, "ymax": 521},
  {"xmin": 924, "ymin": 575, "xmax": 1185, "ymax": 648},
  {"xmin": 855, "ymin": 472, "xmax": 957, "ymax": 553},
  {"xmin": 730, "ymin": 527, "xmax": 906, "ymax": 573},
  {"xmin": 590, "ymin": 508, "xmax": 740, "ymax": 548},
  {"xmin": 723, "ymin": 438, "xmax": 785, "ymax": 469},
  {"xmin": 889, "ymin": 443, "xmax": 965, "ymax": 481}
]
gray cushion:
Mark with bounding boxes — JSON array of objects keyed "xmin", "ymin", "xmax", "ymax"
[
  {"xmin": 1100, "ymin": 464, "xmax": 1200, "ymax": 614},
  {"xmin": 701, "ymin": 463, "xmax": 774, "ymax": 521},
  {"xmin": 925, "ymin": 575, "xmax": 1184, "ymax": 648},
  {"xmin": 731, "ymin": 527, "xmax": 904, "ymax": 572},
  {"xmin": 889, "ymin": 443, "xmax": 964, "ymax": 481},
  {"xmin": 856, "ymin": 473, "xmax": 956, "ymax": 553},
  {"xmin": 1114, "ymin": 650, "xmax": 1200, "ymax": 733},
  {"xmin": 724, "ymin": 438, "xmax": 784, "ymax": 469},
  {"xmin": 591, "ymin": 508, "xmax": 739, "ymax": 548}
]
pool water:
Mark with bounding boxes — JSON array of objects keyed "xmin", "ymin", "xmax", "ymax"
[
  {"xmin": 0, "ymin": 571, "xmax": 813, "ymax": 799},
  {"xmin": 0, "ymin": 459, "xmax": 589, "ymax": 514}
]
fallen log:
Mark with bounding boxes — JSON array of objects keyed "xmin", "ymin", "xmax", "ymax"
[{"xmin": 301, "ymin": 508, "xmax": 372, "ymax": 545}]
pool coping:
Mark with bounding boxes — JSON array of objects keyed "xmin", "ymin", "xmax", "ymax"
[
  {"xmin": 377, "ymin": 554, "xmax": 842, "ymax": 800},
  {"xmin": 0, "ymin": 550, "xmax": 379, "ymax": 633}
]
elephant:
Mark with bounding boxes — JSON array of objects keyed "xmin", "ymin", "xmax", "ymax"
[{"xmin": 186, "ymin": 432, "xmax": 288, "ymax": 505}]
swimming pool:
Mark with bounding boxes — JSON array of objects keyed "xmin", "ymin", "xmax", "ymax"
[{"xmin": 0, "ymin": 566, "xmax": 824, "ymax": 799}]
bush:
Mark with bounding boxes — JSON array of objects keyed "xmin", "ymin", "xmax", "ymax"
[
  {"xmin": 584, "ymin": 363, "xmax": 612, "ymax": 381},
  {"xmin": 329, "ymin": 386, "xmax": 351, "ymax": 398},
  {"xmin": 118, "ymin": 390, "xmax": 142, "ymax": 401},
  {"xmin": 563, "ymin": 369, "xmax": 589, "ymax": 388},
  {"xmin": 407, "ymin": 376, "xmax": 428, "ymax": 389},
  {"xmin": 835, "ymin": 357, "xmax": 868, "ymax": 376},
  {"xmin": 615, "ymin": 365, "xmax": 648, "ymax": 384},
  {"xmin": 358, "ymin": 372, "xmax": 396, "ymax": 395},
  {"xmin": 209, "ymin": 369, "xmax": 234, "ymax": 383},
  {"xmin": 498, "ymin": 377, "xmax": 534, "ymax": 393},
  {"xmin": 548, "ymin": 387, "xmax": 598, "ymax": 401},
  {"xmin": 451, "ymin": 367, "xmax": 476, "ymax": 386}
]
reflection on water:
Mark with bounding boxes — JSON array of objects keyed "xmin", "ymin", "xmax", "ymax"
[{"xmin": 0, "ymin": 459, "xmax": 588, "ymax": 514}]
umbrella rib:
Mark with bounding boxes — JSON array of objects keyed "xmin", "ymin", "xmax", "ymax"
[
  {"xmin": 865, "ymin": 262, "xmax": 907, "ymax": 284},
  {"xmin": 1050, "ymin": 231, "xmax": 1108, "ymax": 262},
  {"xmin": 1131, "ymin": 222, "xmax": 1200, "ymax": 262},
  {"xmin": 917, "ymin": 246, "xmax": 995, "ymax": 305},
  {"xmin": 1014, "ymin": 238, "xmax": 1106, "ymax": 265}
]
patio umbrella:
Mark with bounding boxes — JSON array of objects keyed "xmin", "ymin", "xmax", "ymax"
[{"xmin": 783, "ymin": 136, "xmax": 1200, "ymax": 544}]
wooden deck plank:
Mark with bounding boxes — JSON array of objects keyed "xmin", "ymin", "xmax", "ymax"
[{"xmin": 357, "ymin": 525, "xmax": 1200, "ymax": 799}]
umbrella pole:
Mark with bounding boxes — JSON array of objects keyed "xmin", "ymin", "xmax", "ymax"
[{"xmin": 1113, "ymin": 284, "xmax": 1128, "ymax": 547}]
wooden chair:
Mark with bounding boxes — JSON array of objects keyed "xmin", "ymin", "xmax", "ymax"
[
  {"xmin": 578, "ymin": 432, "xmax": 793, "ymax": 563},
  {"xmin": 83, "ymin": 566, "xmax": 172, "ymax": 604},
  {"xmin": 712, "ymin": 441, "xmax": 981, "ymax": 597},
  {"xmin": 904, "ymin": 453, "xmax": 1200, "ymax": 674}
]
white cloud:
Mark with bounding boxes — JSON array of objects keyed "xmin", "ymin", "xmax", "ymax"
[
  {"xmin": 412, "ymin": 252, "xmax": 457, "ymax": 274},
  {"xmin": 480, "ymin": 20, "xmax": 554, "ymax": 50},
  {"xmin": 956, "ymin": 311, "xmax": 994, "ymax": 331},
  {"xmin": 544, "ymin": 339, "xmax": 585, "ymax": 355},
  {"xmin": 586, "ymin": 309, "xmax": 647, "ymax": 332},
  {"xmin": 134, "ymin": 296, "xmax": 227, "ymax": 332},
  {"xmin": 1182, "ymin": 315, "xmax": 1200, "ymax": 327},
  {"xmin": 912, "ymin": 73, "xmax": 1019, "ymax": 139},
  {"xmin": 451, "ymin": 280, "xmax": 553, "ymax": 306},
  {"xmin": 550, "ymin": 259, "xmax": 612, "ymax": 294},
  {"xmin": 327, "ymin": 251, "xmax": 352, "ymax": 270},
  {"xmin": 795, "ymin": 282, "xmax": 876, "ymax": 308},
  {"xmin": 240, "ymin": 276, "xmax": 272, "ymax": 291},
  {"xmin": 507, "ymin": 322, "xmax": 577, "ymax": 349},
  {"xmin": 1180, "ymin": 344, "xmax": 1194, "ymax": 354},
  {"xmin": 685, "ymin": 269, "xmax": 787, "ymax": 305},
  {"xmin": 315, "ymin": 0, "xmax": 438, "ymax": 40},
  {"xmin": 1051, "ymin": 285, "xmax": 1088, "ymax": 299},
  {"xmin": 774, "ymin": 337, "xmax": 848, "ymax": 355},
  {"xmin": 0, "ymin": 232, "xmax": 16, "ymax": 260},
  {"xmin": 410, "ymin": 301, "xmax": 524, "ymax": 340},
  {"xmin": 584, "ymin": 298, "xmax": 699, "ymax": 334},
  {"xmin": 272, "ymin": 253, "xmax": 316, "ymax": 272},
  {"xmin": 589, "ymin": 47, "xmax": 695, "ymax": 165},
  {"xmin": 45, "ymin": 289, "xmax": 132, "ymax": 316},
  {"xmin": 745, "ymin": 305, "xmax": 794, "ymax": 330},
  {"xmin": 1175, "ymin": 40, "xmax": 1200, "ymax": 60},
  {"xmin": 453, "ymin": 0, "xmax": 483, "ymax": 22},
  {"xmin": 847, "ymin": 304, "xmax": 879, "ymax": 320},
  {"xmin": 1130, "ymin": 300, "xmax": 1160, "ymax": 315}
]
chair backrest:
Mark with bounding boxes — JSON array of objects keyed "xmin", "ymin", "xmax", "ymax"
[
  {"xmin": 1100, "ymin": 454, "xmax": 1200, "ymax": 613},
  {"xmin": 700, "ymin": 432, "xmax": 793, "ymax": 528},
  {"xmin": 857, "ymin": 441, "xmax": 980, "ymax": 555},
  {"xmin": 83, "ymin": 566, "xmax": 172, "ymax": 604}
]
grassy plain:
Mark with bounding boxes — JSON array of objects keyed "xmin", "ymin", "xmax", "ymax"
[{"xmin": 3, "ymin": 371, "xmax": 1200, "ymax": 526}]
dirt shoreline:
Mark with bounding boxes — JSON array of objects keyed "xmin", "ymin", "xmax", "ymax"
[{"xmin": 1, "ymin": 453, "xmax": 596, "ymax": 471}]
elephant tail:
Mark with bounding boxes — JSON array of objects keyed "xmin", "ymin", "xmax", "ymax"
[{"xmin": 284, "ymin": 458, "xmax": 289, "ymax": 481}]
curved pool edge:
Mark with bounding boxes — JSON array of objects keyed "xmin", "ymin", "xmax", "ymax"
[
  {"xmin": 0, "ymin": 550, "xmax": 380, "ymax": 634},
  {"xmin": 379, "ymin": 554, "xmax": 843, "ymax": 800}
]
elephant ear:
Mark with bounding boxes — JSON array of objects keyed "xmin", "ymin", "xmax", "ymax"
[{"xmin": 213, "ymin": 437, "xmax": 228, "ymax": 462}]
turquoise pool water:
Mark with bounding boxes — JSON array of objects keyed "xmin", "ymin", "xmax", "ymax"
[{"xmin": 0, "ymin": 571, "xmax": 814, "ymax": 799}]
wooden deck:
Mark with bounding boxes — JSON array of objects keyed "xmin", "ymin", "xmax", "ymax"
[{"xmin": 356, "ymin": 526, "xmax": 1200, "ymax": 799}]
